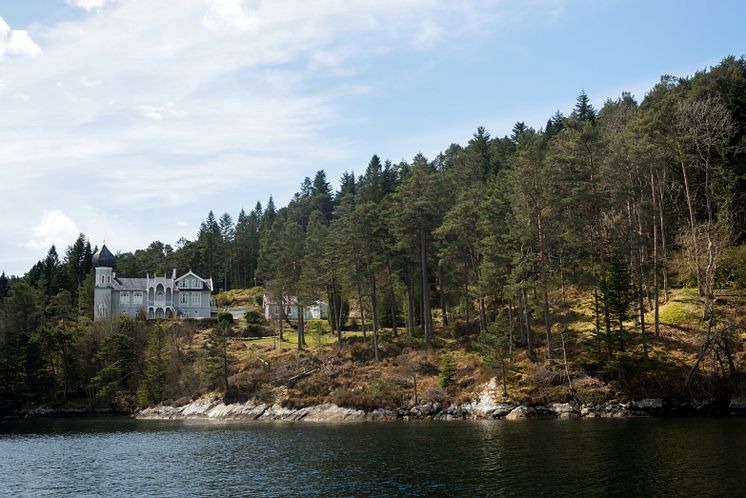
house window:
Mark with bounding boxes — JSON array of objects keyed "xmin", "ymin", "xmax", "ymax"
[
  {"xmin": 179, "ymin": 292, "xmax": 189, "ymax": 305},
  {"xmin": 97, "ymin": 303, "xmax": 106, "ymax": 317},
  {"xmin": 132, "ymin": 291, "xmax": 143, "ymax": 305},
  {"xmin": 191, "ymin": 278, "xmax": 197, "ymax": 288},
  {"xmin": 193, "ymin": 310, "xmax": 199, "ymax": 317},
  {"xmin": 192, "ymin": 293, "xmax": 201, "ymax": 306},
  {"xmin": 120, "ymin": 292, "xmax": 130, "ymax": 305}
]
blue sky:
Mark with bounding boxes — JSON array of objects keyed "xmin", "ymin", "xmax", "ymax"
[{"xmin": 0, "ymin": 0, "xmax": 744, "ymax": 275}]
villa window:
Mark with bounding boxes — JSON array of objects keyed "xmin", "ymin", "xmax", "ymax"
[
  {"xmin": 121, "ymin": 292, "xmax": 130, "ymax": 305},
  {"xmin": 192, "ymin": 293, "xmax": 201, "ymax": 306},
  {"xmin": 191, "ymin": 278, "xmax": 197, "ymax": 289},
  {"xmin": 179, "ymin": 292, "xmax": 189, "ymax": 305},
  {"xmin": 132, "ymin": 291, "xmax": 143, "ymax": 305}
]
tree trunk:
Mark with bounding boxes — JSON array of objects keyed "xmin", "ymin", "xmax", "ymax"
[
  {"xmin": 421, "ymin": 228, "xmax": 433, "ymax": 347},
  {"xmin": 656, "ymin": 170, "xmax": 669, "ymax": 303},
  {"xmin": 406, "ymin": 272, "xmax": 415, "ymax": 337},
  {"xmin": 594, "ymin": 275, "xmax": 602, "ymax": 354},
  {"xmin": 507, "ymin": 299, "xmax": 514, "ymax": 360},
  {"xmin": 387, "ymin": 260, "xmax": 398, "ymax": 337},
  {"xmin": 517, "ymin": 291, "xmax": 527, "ymax": 344},
  {"xmin": 542, "ymin": 286, "xmax": 552, "ymax": 363},
  {"xmin": 678, "ymin": 148, "xmax": 704, "ymax": 296},
  {"xmin": 479, "ymin": 295, "xmax": 487, "ymax": 333},
  {"xmin": 463, "ymin": 261, "xmax": 471, "ymax": 325},
  {"xmin": 354, "ymin": 258, "xmax": 367, "ymax": 339},
  {"xmin": 438, "ymin": 263, "xmax": 448, "ymax": 326},
  {"xmin": 331, "ymin": 282, "xmax": 343, "ymax": 350},
  {"xmin": 651, "ymin": 169, "xmax": 660, "ymax": 339},
  {"xmin": 521, "ymin": 287, "xmax": 533, "ymax": 359},
  {"xmin": 368, "ymin": 271, "xmax": 380, "ymax": 362},
  {"xmin": 298, "ymin": 306, "xmax": 305, "ymax": 352}
]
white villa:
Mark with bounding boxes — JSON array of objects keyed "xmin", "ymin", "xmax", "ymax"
[
  {"xmin": 92, "ymin": 244, "xmax": 214, "ymax": 321},
  {"xmin": 262, "ymin": 295, "xmax": 329, "ymax": 321}
]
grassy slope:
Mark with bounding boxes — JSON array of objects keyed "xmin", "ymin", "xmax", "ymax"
[{"xmin": 182, "ymin": 287, "xmax": 746, "ymax": 410}]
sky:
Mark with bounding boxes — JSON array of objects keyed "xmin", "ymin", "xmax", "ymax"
[{"xmin": 0, "ymin": 0, "xmax": 744, "ymax": 276}]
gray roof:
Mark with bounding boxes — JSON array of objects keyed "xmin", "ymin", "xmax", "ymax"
[
  {"xmin": 112, "ymin": 277, "xmax": 147, "ymax": 291},
  {"xmin": 92, "ymin": 244, "xmax": 116, "ymax": 268}
]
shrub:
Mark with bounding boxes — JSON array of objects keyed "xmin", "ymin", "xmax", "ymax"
[
  {"xmin": 217, "ymin": 311, "xmax": 234, "ymax": 325},
  {"xmin": 423, "ymin": 387, "xmax": 449, "ymax": 405},
  {"xmin": 244, "ymin": 310, "xmax": 265, "ymax": 324},
  {"xmin": 718, "ymin": 244, "xmax": 746, "ymax": 288},
  {"xmin": 349, "ymin": 342, "xmax": 374, "ymax": 362},
  {"xmin": 438, "ymin": 353, "xmax": 456, "ymax": 389},
  {"xmin": 305, "ymin": 319, "xmax": 331, "ymax": 334},
  {"xmin": 244, "ymin": 323, "xmax": 272, "ymax": 338},
  {"xmin": 451, "ymin": 319, "xmax": 479, "ymax": 338}
]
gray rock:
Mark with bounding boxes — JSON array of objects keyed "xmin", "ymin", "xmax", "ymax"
[
  {"xmin": 367, "ymin": 409, "xmax": 396, "ymax": 420},
  {"xmin": 729, "ymin": 396, "xmax": 746, "ymax": 412},
  {"xmin": 505, "ymin": 405, "xmax": 536, "ymax": 420},
  {"xmin": 546, "ymin": 403, "xmax": 578, "ymax": 419},
  {"xmin": 628, "ymin": 398, "xmax": 664, "ymax": 411}
]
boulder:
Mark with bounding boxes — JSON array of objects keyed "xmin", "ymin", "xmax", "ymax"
[
  {"xmin": 627, "ymin": 398, "xmax": 664, "ymax": 412},
  {"xmin": 505, "ymin": 405, "xmax": 536, "ymax": 420},
  {"xmin": 367, "ymin": 409, "xmax": 396, "ymax": 420},
  {"xmin": 465, "ymin": 377, "xmax": 516, "ymax": 418},
  {"xmin": 549, "ymin": 402, "xmax": 578, "ymax": 419},
  {"xmin": 301, "ymin": 404, "xmax": 366, "ymax": 421},
  {"xmin": 729, "ymin": 396, "xmax": 746, "ymax": 413}
]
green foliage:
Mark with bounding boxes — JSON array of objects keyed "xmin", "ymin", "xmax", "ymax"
[
  {"xmin": 718, "ymin": 244, "xmax": 746, "ymax": 288},
  {"xmin": 91, "ymin": 318, "xmax": 139, "ymax": 406},
  {"xmin": 217, "ymin": 311, "xmax": 234, "ymax": 325},
  {"xmin": 474, "ymin": 318, "xmax": 509, "ymax": 370},
  {"xmin": 4, "ymin": 56, "xmax": 746, "ymax": 410},
  {"xmin": 244, "ymin": 310, "xmax": 265, "ymax": 324},
  {"xmin": 305, "ymin": 319, "xmax": 330, "ymax": 334},
  {"xmin": 451, "ymin": 319, "xmax": 479, "ymax": 338},
  {"xmin": 438, "ymin": 353, "xmax": 456, "ymax": 389},
  {"xmin": 204, "ymin": 322, "xmax": 232, "ymax": 392},
  {"xmin": 138, "ymin": 324, "xmax": 169, "ymax": 407}
]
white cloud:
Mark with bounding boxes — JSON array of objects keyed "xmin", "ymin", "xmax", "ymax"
[
  {"xmin": 203, "ymin": 0, "xmax": 258, "ymax": 32},
  {"xmin": 0, "ymin": 17, "xmax": 42, "ymax": 58},
  {"xmin": 25, "ymin": 211, "xmax": 81, "ymax": 250},
  {"xmin": 0, "ymin": 0, "xmax": 568, "ymax": 274},
  {"xmin": 137, "ymin": 102, "xmax": 185, "ymax": 120},
  {"xmin": 67, "ymin": 0, "xmax": 117, "ymax": 12},
  {"xmin": 413, "ymin": 19, "xmax": 444, "ymax": 49}
]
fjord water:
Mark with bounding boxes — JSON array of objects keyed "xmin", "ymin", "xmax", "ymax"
[{"xmin": 1, "ymin": 417, "xmax": 745, "ymax": 497}]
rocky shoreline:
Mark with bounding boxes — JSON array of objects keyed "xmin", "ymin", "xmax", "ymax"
[
  {"xmin": 135, "ymin": 379, "xmax": 746, "ymax": 422},
  {"xmin": 9, "ymin": 379, "xmax": 746, "ymax": 420}
]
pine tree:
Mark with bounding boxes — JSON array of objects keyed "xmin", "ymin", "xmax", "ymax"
[
  {"xmin": 204, "ymin": 321, "xmax": 231, "ymax": 393},
  {"xmin": 511, "ymin": 121, "xmax": 527, "ymax": 143},
  {"xmin": 438, "ymin": 353, "xmax": 456, "ymax": 389},
  {"xmin": 138, "ymin": 323, "xmax": 169, "ymax": 406},
  {"xmin": 573, "ymin": 90, "xmax": 596, "ymax": 123}
]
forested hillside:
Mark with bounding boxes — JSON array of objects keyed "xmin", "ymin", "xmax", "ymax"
[{"xmin": 2, "ymin": 56, "xmax": 746, "ymax": 413}]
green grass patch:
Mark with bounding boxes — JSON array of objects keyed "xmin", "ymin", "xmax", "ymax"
[{"xmin": 654, "ymin": 288, "xmax": 701, "ymax": 327}]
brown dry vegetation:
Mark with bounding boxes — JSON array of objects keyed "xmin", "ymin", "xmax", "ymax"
[{"xmin": 167, "ymin": 287, "xmax": 746, "ymax": 411}]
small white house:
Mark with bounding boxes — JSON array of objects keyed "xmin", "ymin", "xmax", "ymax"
[{"xmin": 262, "ymin": 295, "xmax": 329, "ymax": 321}]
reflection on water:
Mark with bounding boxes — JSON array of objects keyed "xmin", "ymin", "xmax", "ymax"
[{"xmin": 1, "ymin": 417, "xmax": 745, "ymax": 496}]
